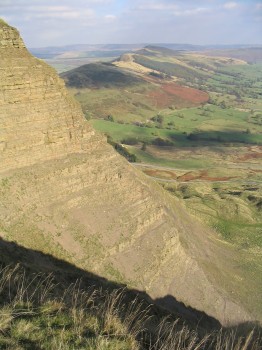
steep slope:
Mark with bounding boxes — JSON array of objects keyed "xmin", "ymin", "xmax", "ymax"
[
  {"xmin": 0, "ymin": 20, "xmax": 100, "ymax": 173},
  {"xmin": 0, "ymin": 20, "xmax": 260, "ymax": 326}
]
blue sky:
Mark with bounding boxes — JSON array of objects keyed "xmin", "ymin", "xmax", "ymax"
[{"xmin": 1, "ymin": 0, "xmax": 261, "ymax": 47}]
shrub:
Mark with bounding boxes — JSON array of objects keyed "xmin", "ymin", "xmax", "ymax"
[
  {"xmin": 105, "ymin": 115, "xmax": 114, "ymax": 122},
  {"xmin": 107, "ymin": 136, "xmax": 137, "ymax": 162},
  {"xmin": 152, "ymin": 138, "xmax": 173, "ymax": 146},
  {"xmin": 121, "ymin": 137, "xmax": 139, "ymax": 145}
]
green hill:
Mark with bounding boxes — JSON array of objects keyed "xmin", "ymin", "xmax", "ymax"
[
  {"xmin": 61, "ymin": 62, "xmax": 143, "ymax": 89},
  {"xmin": 137, "ymin": 45, "xmax": 185, "ymax": 57}
]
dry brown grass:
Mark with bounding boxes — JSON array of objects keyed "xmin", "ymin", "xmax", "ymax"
[{"xmin": 0, "ymin": 265, "xmax": 261, "ymax": 349}]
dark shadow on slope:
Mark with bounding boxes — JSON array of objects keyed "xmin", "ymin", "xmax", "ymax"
[
  {"xmin": 155, "ymin": 295, "xmax": 220, "ymax": 329},
  {"xmin": 60, "ymin": 62, "xmax": 143, "ymax": 89},
  {"xmin": 166, "ymin": 130, "xmax": 262, "ymax": 147},
  {"xmin": 133, "ymin": 129, "xmax": 262, "ymax": 150},
  {"xmin": 183, "ymin": 130, "xmax": 262, "ymax": 146},
  {"xmin": 0, "ymin": 237, "xmax": 261, "ymax": 341}
]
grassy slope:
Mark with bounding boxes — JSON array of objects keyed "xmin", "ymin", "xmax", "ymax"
[
  {"xmin": 90, "ymin": 104, "xmax": 261, "ymax": 146},
  {"xmin": 133, "ymin": 54, "xmax": 208, "ymax": 82},
  {"xmin": 0, "ymin": 239, "xmax": 261, "ymax": 350},
  {"xmin": 61, "ymin": 62, "xmax": 143, "ymax": 89},
  {"xmin": 70, "ymin": 83, "xmax": 157, "ymax": 121}
]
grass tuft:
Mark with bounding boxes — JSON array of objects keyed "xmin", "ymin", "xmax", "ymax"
[{"xmin": 0, "ymin": 265, "xmax": 261, "ymax": 349}]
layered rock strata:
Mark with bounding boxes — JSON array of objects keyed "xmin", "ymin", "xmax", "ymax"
[
  {"xmin": 0, "ymin": 20, "xmax": 260, "ymax": 325},
  {"xmin": 0, "ymin": 21, "xmax": 98, "ymax": 172}
]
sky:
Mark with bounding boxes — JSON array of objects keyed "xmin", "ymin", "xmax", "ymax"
[{"xmin": 1, "ymin": 0, "xmax": 261, "ymax": 47}]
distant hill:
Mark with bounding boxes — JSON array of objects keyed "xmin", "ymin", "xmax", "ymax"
[
  {"xmin": 30, "ymin": 43, "xmax": 262, "ymax": 73},
  {"xmin": 203, "ymin": 47, "xmax": 262, "ymax": 63},
  {"xmin": 29, "ymin": 43, "xmax": 262, "ymax": 60},
  {"xmin": 122, "ymin": 46, "xmax": 210, "ymax": 83},
  {"xmin": 29, "ymin": 44, "xmax": 144, "ymax": 60},
  {"xmin": 61, "ymin": 62, "xmax": 143, "ymax": 88},
  {"xmin": 136, "ymin": 45, "xmax": 185, "ymax": 57}
]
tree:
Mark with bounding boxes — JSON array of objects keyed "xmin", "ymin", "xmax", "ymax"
[
  {"xmin": 141, "ymin": 142, "xmax": 147, "ymax": 151},
  {"xmin": 157, "ymin": 115, "xmax": 164, "ymax": 126},
  {"xmin": 220, "ymin": 101, "xmax": 226, "ymax": 109},
  {"xmin": 106, "ymin": 115, "xmax": 114, "ymax": 122}
]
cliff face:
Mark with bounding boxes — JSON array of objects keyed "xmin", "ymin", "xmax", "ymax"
[
  {"xmin": 0, "ymin": 21, "xmax": 260, "ymax": 326},
  {"xmin": 0, "ymin": 21, "xmax": 99, "ymax": 172}
]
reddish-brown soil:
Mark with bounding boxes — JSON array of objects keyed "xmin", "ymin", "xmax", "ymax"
[
  {"xmin": 147, "ymin": 83, "xmax": 209, "ymax": 108},
  {"xmin": 162, "ymin": 83, "xmax": 209, "ymax": 103},
  {"xmin": 144, "ymin": 169, "xmax": 177, "ymax": 179},
  {"xmin": 148, "ymin": 90, "xmax": 173, "ymax": 108},
  {"xmin": 238, "ymin": 152, "xmax": 262, "ymax": 161},
  {"xmin": 178, "ymin": 170, "xmax": 237, "ymax": 182}
]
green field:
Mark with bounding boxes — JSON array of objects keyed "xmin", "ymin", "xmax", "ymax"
[{"xmin": 91, "ymin": 103, "xmax": 262, "ymax": 147}]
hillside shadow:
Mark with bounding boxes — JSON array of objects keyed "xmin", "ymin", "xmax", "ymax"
[
  {"xmin": 170, "ymin": 129, "xmax": 261, "ymax": 146},
  {"xmin": 0, "ymin": 237, "xmax": 261, "ymax": 339}
]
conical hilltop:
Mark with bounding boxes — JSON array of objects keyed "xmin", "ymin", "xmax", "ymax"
[{"xmin": 0, "ymin": 20, "xmax": 260, "ymax": 326}]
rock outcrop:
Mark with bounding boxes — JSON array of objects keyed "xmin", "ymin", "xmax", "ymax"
[
  {"xmin": 0, "ymin": 20, "xmax": 260, "ymax": 326},
  {"xmin": 0, "ymin": 20, "xmax": 100, "ymax": 172}
]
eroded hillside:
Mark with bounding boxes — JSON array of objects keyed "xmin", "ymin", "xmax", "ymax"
[{"xmin": 0, "ymin": 20, "xmax": 260, "ymax": 326}]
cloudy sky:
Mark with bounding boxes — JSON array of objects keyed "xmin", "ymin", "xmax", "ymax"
[{"xmin": 1, "ymin": 0, "xmax": 261, "ymax": 47}]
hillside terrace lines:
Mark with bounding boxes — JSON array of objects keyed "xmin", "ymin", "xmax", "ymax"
[
  {"xmin": 0, "ymin": 23, "xmax": 97, "ymax": 173},
  {"xmin": 141, "ymin": 231, "xmax": 181, "ymax": 288},
  {"xmin": 96, "ymin": 216, "xmax": 169, "ymax": 269}
]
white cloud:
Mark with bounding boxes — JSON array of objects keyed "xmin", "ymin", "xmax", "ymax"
[
  {"xmin": 173, "ymin": 7, "xmax": 210, "ymax": 16},
  {"xmin": 35, "ymin": 11, "xmax": 82, "ymax": 19},
  {"xmin": 223, "ymin": 2, "xmax": 238, "ymax": 10},
  {"xmin": 14, "ymin": 6, "xmax": 95, "ymax": 21},
  {"xmin": 1, "ymin": 0, "xmax": 261, "ymax": 47},
  {"xmin": 105, "ymin": 14, "xmax": 116, "ymax": 21},
  {"xmin": 136, "ymin": 2, "xmax": 178, "ymax": 11},
  {"xmin": 28, "ymin": 6, "xmax": 71, "ymax": 12}
]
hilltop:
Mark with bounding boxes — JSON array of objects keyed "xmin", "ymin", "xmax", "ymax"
[{"xmin": 61, "ymin": 62, "xmax": 143, "ymax": 89}]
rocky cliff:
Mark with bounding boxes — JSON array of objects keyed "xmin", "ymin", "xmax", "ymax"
[
  {"xmin": 0, "ymin": 20, "xmax": 260, "ymax": 326},
  {"xmin": 0, "ymin": 20, "xmax": 100, "ymax": 172}
]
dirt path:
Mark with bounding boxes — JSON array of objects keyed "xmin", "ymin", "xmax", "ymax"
[{"xmin": 143, "ymin": 175, "xmax": 262, "ymax": 185}]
